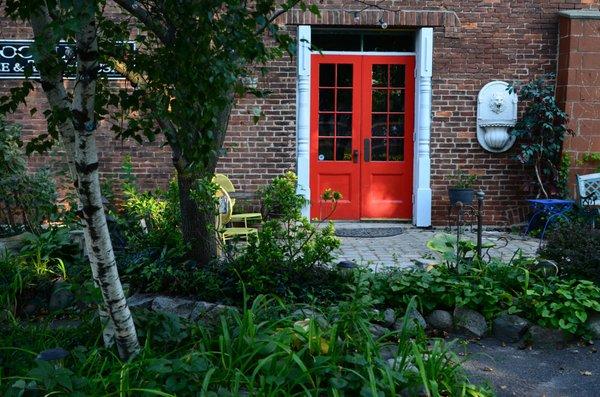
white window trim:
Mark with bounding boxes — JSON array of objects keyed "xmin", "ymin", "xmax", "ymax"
[{"xmin": 295, "ymin": 26, "xmax": 432, "ymax": 226}]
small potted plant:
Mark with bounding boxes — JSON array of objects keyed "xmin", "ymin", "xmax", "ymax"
[{"xmin": 448, "ymin": 171, "xmax": 478, "ymax": 206}]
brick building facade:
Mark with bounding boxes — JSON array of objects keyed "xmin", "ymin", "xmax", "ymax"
[{"xmin": 1, "ymin": 1, "xmax": 599, "ymax": 226}]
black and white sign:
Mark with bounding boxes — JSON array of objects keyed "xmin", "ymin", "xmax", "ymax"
[{"xmin": 0, "ymin": 39, "xmax": 131, "ymax": 80}]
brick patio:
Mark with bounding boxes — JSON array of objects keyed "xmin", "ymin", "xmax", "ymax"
[{"xmin": 331, "ymin": 222, "xmax": 539, "ymax": 270}]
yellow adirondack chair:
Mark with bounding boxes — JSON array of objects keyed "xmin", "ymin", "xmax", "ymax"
[
  {"xmin": 213, "ymin": 174, "xmax": 262, "ymax": 227},
  {"xmin": 215, "ymin": 187, "xmax": 258, "ymax": 243}
]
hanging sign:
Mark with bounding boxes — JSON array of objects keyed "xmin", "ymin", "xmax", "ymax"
[{"xmin": 0, "ymin": 39, "xmax": 132, "ymax": 80}]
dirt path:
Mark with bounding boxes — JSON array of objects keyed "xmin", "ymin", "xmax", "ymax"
[{"xmin": 458, "ymin": 337, "xmax": 600, "ymax": 397}]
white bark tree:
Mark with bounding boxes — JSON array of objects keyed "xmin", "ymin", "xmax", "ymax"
[{"xmin": 27, "ymin": 2, "xmax": 139, "ymax": 359}]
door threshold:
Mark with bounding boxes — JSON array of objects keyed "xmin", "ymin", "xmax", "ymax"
[
  {"xmin": 359, "ymin": 218, "xmax": 411, "ymax": 222},
  {"xmin": 320, "ymin": 219, "xmax": 412, "ymax": 224}
]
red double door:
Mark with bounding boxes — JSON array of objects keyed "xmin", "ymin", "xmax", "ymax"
[{"xmin": 310, "ymin": 55, "xmax": 415, "ymax": 220}]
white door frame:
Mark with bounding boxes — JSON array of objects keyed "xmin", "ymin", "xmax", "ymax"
[{"xmin": 295, "ymin": 26, "xmax": 433, "ymax": 226}]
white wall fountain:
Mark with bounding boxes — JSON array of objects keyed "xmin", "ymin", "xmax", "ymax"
[{"xmin": 477, "ymin": 81, "xmax": 518, "ymax": 153}]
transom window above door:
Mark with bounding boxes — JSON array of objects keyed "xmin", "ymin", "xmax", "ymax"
[{"xmin": 311, "ymin": 30, "xmax": 415, "ymax": 52}]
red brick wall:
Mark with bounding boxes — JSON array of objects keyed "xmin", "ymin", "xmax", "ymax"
[
  {"xmin": 2, "ymin": 1, "xmax": 599, "ymax": 225},
  {"xmin": 557, "ymin": 11, "xmax": 600, "ymax": 197},
  {"xmin": 0, "ymin": 11, "xmax": 174, "ymax": 195}
]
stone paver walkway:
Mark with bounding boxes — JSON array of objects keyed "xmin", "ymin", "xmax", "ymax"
[
  {"xmin": 460, "ymin": 337, "xmax": 600, "ymax": 397},
  {"xmin": 331, "ymin": 223, "xmax": 539, "ymax": 269}
]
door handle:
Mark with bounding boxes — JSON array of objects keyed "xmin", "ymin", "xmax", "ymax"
[
  {"xmin": 364, "ymin": 138, "xmax": 371, "ymax": 162},
  {"xmin": 353, "ymin": 149, "xmax": 359, "ymax": 163}
]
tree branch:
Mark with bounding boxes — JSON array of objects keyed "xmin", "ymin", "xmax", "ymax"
[
  {"xmin": 113, "ymin": 0, "xmax": 172, "ymax": 44},
  {"xmin": 110, "ymin": 58, "xmax": 146, "ymax": 86},
  {"xmin": 258, "ymin": 1, "xmax": 302, "ymax": 34}
]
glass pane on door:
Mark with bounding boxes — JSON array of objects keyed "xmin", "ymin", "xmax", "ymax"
[
  {"xmin": 370, "ymin": 64, "xmax": 405, "ymax": 162},
  {"xmin": 317, "ymin": 63, "xmax": 354, "ymax": 162}
]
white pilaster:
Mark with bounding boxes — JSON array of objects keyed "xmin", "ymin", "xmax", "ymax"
[
  {"xmin": 296, "ymin": 25, "xmax": 311, "ymax": 217},
  {"xmin": 413, "ymin": 28, "xmax": 433, "ymax": 227}
]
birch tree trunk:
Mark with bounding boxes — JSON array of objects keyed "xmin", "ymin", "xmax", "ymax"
[{"xmin": 30, "ymin": 3, "xmax": 139, "ymax": 359}]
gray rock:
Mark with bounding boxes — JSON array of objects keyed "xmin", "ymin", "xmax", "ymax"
[
  {"xmin": 49, "ymin": 319, "xmax": 82, "ymax": 330},
  {"xmin": 22, "ymin": 297, "xmax": 44, "ymax": 316},
  {"xmin": 493, "ymin": 314, "xmax": 530, "ymax": 342},
  {"xmin": 369, "ymin": 324, "xmax": 389, "ymax": 339},
  {"xmin": 454, "ymin": 307, "xmax": 487, "ymax": 337},
  {"xmin": 414, "ymin": 258, "xmax": 438, "ymax": 269},
  {"xmin": 69, "ymin": 230, "xmax": 86, "ymax": 257},
  {"xmin": 386, "ymin": 358, "xmax": 418, "ymax": 373},
  {"xmin": 527, "ymin": 325, "xmax": 566, "ymax": 346},
  {"xmin": 383, "ymin": 308, "xmax": 396, "ymax": 327},
  {"xmin": 49, "ymin": 281, "xmax": 75, "ymax": 311},
  {"xmin": 586, "ymin": 313, "xmax": 600, "ymax": 339},
  {"xmin": 292, "ymin": 308, "xmax": 328, "ymax": 328},
  {"xmin": 379, "ymin": 344, "xmax": 398, "ymax": 360},
  {"xmin": 127, "ymin": 293, "xmax": 158, "ymax": 309},
  {"xmin": 151, "ymin": 296, "xmax": 196, "ymax": 319},
  {"xmin": 36, "ymin": 348, "xmax": 69, "ymax": 361},
  {"xmin": 426, "ymin": 310, "xmax": 453, "ymax": 331},
  {"xmin": 394, "ymin": 308, "xmax": 427, "ymax": 332},
  {"xmin": 190, "ymin": 301, "xmax": 236, "ymax": 326},
  {"xmin": 400, "ymin": 384, "xmax": 429, "ymax": 397},
  {"xmin": 0, "ymin": 233, "xmax": 26, "ymax": 254}
]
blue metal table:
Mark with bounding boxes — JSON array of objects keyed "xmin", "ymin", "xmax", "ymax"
[{"xmin": 525, "ymin": 199, "xmax": 574, "ymax": 240}]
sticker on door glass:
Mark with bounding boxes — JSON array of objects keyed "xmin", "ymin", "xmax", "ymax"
[{"xmin": 318, "ymin": 154, "xmax": 325, "ymax": 161}]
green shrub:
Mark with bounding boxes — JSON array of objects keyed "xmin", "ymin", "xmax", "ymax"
[
  {"xmin": 373, "ymin": 240, "xmax": 600, "ymax": 337},
  {"xmin": 229, "ymin": 172, "xmax": 344, "ymax": 301},
  {"xmin": 260, "ymin": 171, "xmax": 308, "ymax": 219},
  {"xmin": 0, "ymin": 251, "xmax": 68, "ymax": 319},
  {"xmin": 515, "ymin": 278, "xmax": 600, "ymax": 335},
  {"xmin": 0, "ymin": 227, "xmax": 91, "ymax": 320},
  {"xmin": 19, "ymin": 228, "xmax": 81, "ymax": 264},
  {"xmin": 117, "ymin": 157, "xmax": 183, "ymax": 252},
  {"xmin": 0, "ymin": 116, "xmax": 58, "ymax": 236},
  {"xmin": 509, "ymin": 74, "xmax": 573, "ymax": 198},
  {"xmin": 539, "ymin": 220, "xmax": 600, "ymax": 282}
]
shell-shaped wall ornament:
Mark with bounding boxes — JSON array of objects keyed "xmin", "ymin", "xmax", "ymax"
[{"xmin": 477, "ymin": 81, "xmax": 518, "ymax": 153}]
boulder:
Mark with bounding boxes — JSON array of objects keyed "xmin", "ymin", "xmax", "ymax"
[
  {"xmin": 394, "ymin": 308, "xmax": 427, "ymax": 332},
  {"xmin": 492, "ymin": 315, "xmax": 530, "ymax": 342},
  {"xmin": 426, "ymin": 310, "xmax": 453, "ymax": 331},
  {"xmin": 586, "ymin": 313, "xmax": 600, "ymax": 339},
  {"xmin": 22, "ymin": 297, "xmax": 44, "ymax": 317},
  {"xmin": 49, "ymin": 281, "xmax": 75, "ymax": 311},
  {"xmin": 386, "ymin": 358, "xmax": 418, "ymax": 373},
  {"xmin": 369, "ymin": 324, "xmax": 389, "ymax": 339},
  {"xmin": 414, "ymin": 258, "xmax": 438, "ymax": 269},
  {"xmin": 127, "ymin": 293, "xmax": 158, "ymax": 310},
  {"xmin": 0, "ymin": 233, "xmax": 26, "ymax": 254},
  {"xmin": 36, "ymin": 348, "xmax": 69, "ymax": 362},
  {"xmin": 49, "ymin": 319, "xmax": 82, "ymax": 330},
  {"xmin": 527, "ymin": 325, "xmax": 566, "ymax": 346},
  {"xmin": 379, "ymin": 344, "xmax": 398, "ymax": 360},
  {"xmin": 291, "ymin": 308, "xmax": 328, "ymax": 328},
  {"xmin": 151, "ymin": 296, "xmax": 196, "ymax": 319},
  {"xmin": 399, "ymin": 384, "xmax": 429, "ymax": 397},
  {"xmin": 383, "ymin": 308, "xmax": 396, "ymax": 327},
  {"xmin": 190, "ymin": 301, "xmax": 236, "ymax": 326},
  {"xmin": 454, "ymin": 307, "xmax": 487, "ymax": 337}
]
